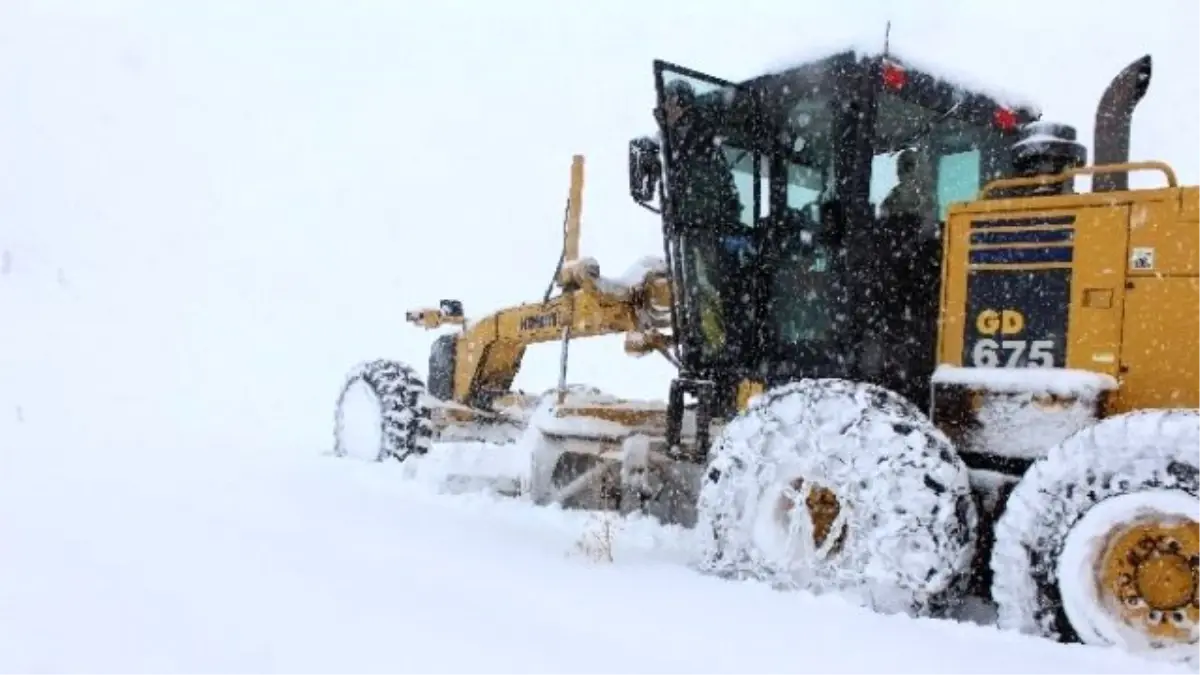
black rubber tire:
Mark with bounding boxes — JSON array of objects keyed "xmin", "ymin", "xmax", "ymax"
[
  {"xmin": 333, "ymin": 359, "xmax": 434, "ymax": 462},
  {"xmin": 696, "ymin": 378, "xmax": 978, "ymax": 617},
  {"xmin": 991, "ymin": 408, "xmax": 1199, "ymax": 652}
]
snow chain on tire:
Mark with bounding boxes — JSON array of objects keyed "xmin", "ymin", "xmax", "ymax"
[
  {"xmin": 696, "ymin": 378, "xmax": 978, "ymax": 618},
  {"xmin": 334, "ymin": 359, "xmax": 434, "ymax": 462}
]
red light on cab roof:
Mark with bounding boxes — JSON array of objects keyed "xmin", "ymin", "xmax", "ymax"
[
  {"xmin": 993, "ymin": 107, "xmax": 1018, "ymax": 131},
  {"xmin": 881, "ymin": 60, "xmax": 906, "ymax": 90}
]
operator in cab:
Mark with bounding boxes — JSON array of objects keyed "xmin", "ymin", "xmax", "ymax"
[
  {"xmin": 654, "ymin": 79, "xmax": 749, "ymax": 360},
  {"xmin": 866, "ymin": 147, "xmax": 942, "ymax": 403},
  {"xmin": 881, "ymin": 148, "xmax": 937, "ymax": 239},
  {"xmin": 656, "ymin": 79, "xmax": 742, "ymax": 227}
]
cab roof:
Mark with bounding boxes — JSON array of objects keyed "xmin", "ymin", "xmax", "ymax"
[{"xmin": 735, "ymin": 48, "xmax": 1041, "ymax": 132}]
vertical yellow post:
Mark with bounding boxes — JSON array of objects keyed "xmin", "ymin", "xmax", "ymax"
[
  {"xmin": 556, "ymin": 155, "xmax": 585, "ymax": 405},
  {"xmin": 563, "ymin": 154, "xmax": 585, "ymax": 264}
]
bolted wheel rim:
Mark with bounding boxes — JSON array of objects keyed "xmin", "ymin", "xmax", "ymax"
[
  {"xmin": 752, "ymin": 474, "xmax": 848, "ymax": 573},
  {"xmin": 1100, "ymin": 518, "xmax": 1198, "ymax": 644},
  {"xmin": 777, "ymin": 477, "xmax": 846, "ymax": 554},
  {"xmin": 1058, "ymin": 489, "xmax": 1198, "ymax": 658}
]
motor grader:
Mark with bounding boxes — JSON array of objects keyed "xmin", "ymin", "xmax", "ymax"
[{"xmin": 333, "ymin": 48, "xmax": 1198, "ymax": 661}]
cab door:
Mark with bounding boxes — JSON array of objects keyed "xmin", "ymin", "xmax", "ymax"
[{"xmin": 653, "ymin": 60, "xmax": 766, "ymax": 378}]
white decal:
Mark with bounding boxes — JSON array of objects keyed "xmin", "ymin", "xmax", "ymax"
[
  {"xmin": 971, "ymin": 339, "xmax": 1056, "ymax": 368},
  {"xmin": 1130, "ymin": 247, "xmax": 1155, "ymax": 271}
]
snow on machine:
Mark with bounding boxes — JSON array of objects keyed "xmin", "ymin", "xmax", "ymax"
[{"xmin": 334, "ymin": 48, "xmax": 1198, "ymax": 662}]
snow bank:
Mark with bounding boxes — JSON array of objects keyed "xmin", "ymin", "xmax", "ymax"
[{"xmin": 407, "ymin": 440, "xmax": 530, "ymax": 496}]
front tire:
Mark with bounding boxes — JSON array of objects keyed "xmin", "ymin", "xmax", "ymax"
[
  {"xmin": 333, "ymin": 359, "xmax": 433, "ymax": 463},
  {"xmin": 696, "ymin": 378, "xmax": 978, "ymax": 617}
]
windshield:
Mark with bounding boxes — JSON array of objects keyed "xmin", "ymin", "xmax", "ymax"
[
  {"xmin": 869, "ymin": 90, "xmax": 1013, "ymax": 229},
  {"xmin": 767, "ymin": 157, "xmax": 836, "ymax": 345},
  {"xmin": 762, "ymin": 97, "xmax": 839, "ymax": 349}
]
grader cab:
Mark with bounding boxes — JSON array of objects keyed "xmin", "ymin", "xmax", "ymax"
[{"xmin": 627, "ymin": 51, "xmax": 1049, "ymax": 437}]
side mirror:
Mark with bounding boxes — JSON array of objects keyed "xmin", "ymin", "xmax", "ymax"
[
  {"xmin": 439, "ymin": 299, "xmax": 464, "ymax": 319},
  {"xmin": 628, "ymin": 136, "xmax": 662, "ymax": 213}
]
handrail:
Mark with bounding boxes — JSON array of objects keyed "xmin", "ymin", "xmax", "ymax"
[{"xmin": 980, "ymin": 161, "xmax": 1178, "ymax": 198}]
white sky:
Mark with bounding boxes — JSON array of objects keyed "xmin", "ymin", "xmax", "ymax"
[{"xmin": 1, "ymin": 0, "xmax": 1196, "ymax": 452}]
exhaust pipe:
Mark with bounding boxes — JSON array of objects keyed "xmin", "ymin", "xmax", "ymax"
[{"xmin": 1093, "ymin": 55, "xmax": 1152, "ymax": 192}]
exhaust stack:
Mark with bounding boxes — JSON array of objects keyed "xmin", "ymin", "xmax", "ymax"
[{"xmin": 1093, "ymin": 55, "xmax": 1152, "ymax": 192}]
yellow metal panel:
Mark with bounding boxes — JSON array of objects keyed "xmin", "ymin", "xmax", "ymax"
[
  {"xmin": 951, "ymin": 185, "xmax": 1179, "ymax": 218},
  {"xmin": 451, "ymin": 286, "xmax": 639, "ymax": 404},
  {"xmin": 563, "ymin": 155, "xmax": 585, "ymax": 266},
  {"xmin": 937, "ymin": 210, "xmax": 971, "ymax": 366},
  {"xmin": 938, "ymin": 208, "xmax": 1088, "ymax": 368},
  {"xmin": 1109, "ymin": 276, "xmax": 1200, "ymax": 413},
  {"xmin": 1064, "ymin": 206, "xmax": 1130, "ymax": 377},
  {"xmin": 1128, "ymin": 198, "xmax": 1199, "ymax": 277},
  {"xmin": 1181, "ymin": 186, "xmax": 1199, "ymax": 221},
  {"xmin": 940, "ymin": 203, "xmax": 1154, "ymax": 380},
  {"xmin": 941, "ymin": 178, "xmax": 1197, "ymax": 418},
  {"xmin": 455, "ymin": 318, "xmax": 500, "ymax": 402}
]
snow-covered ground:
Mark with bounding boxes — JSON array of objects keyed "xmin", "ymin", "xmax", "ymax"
[
  {"xmin": 0, "ymin": 438, "xmax": 1190, "ymax": 675},
  {"xmin": 2, "ymin": 1, "xmax": 1198, "ymax": 672}
]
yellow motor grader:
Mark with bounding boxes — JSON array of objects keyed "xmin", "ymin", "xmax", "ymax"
[{"xmin": 333, "ymin": 49, "xmax": 1198, "ymax": 661}]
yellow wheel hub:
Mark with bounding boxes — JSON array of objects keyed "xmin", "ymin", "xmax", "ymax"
[
  {"xmin": 778, "ymin": 477, "xmax": 845, "ymax": 554},
  {"xmin": 1099, "ymin": 518, "xmax": 1199, "ymax": 644}
]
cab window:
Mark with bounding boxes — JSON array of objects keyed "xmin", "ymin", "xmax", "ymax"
[
  {"xmin": 936, "ymin": 150, "xmax": 981, "ymax": 220},
  {"xmin": 869, "ymin": 90, "xmax": 1002, "ymax": 225}
]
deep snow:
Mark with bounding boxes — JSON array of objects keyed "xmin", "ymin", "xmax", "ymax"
[
  {"xmin": 2, "ymin": 1, "xmax": 1198, "ymax": 673},
  {"xmin": 0, "ymin": 441, "xmax": 1191, "ymax": 675}
]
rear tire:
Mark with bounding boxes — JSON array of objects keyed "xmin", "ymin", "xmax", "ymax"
[
  {"xmin": 696, "ymin": 378, "xmax": 977, "ymax": 617},
  {"xmin": 333, "ymin": 359, "xmax": 433, "ymax": 463},
  {"xmin": 991, "ymin": 408, "xmax": 1199, "ymax": 662}
]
